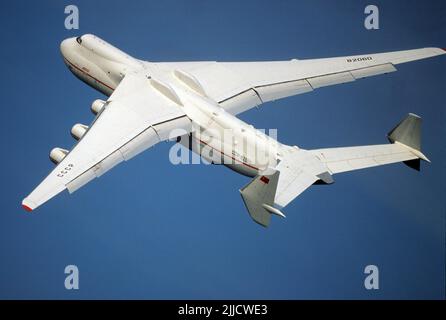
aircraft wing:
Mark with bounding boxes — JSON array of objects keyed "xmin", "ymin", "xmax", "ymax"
[
  {"xmin": 158, "ymin": 47, "xmax": 445, "ymax": 114},
  {"xmin": 22, "ymin": 73, "xmax": 191, "ymax": 211}
]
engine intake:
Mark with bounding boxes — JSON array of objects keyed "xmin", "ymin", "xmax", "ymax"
[
  {"xmin": 71, "ymin": 123, "xmax": 89, "ymax": 140},
  {"xmin": 91, "ymin": 99, "xmax": 106, "ymax": 115},
  {"xmin": 49, "ymin": 148, "xmax": 68, "ymax": 165}
]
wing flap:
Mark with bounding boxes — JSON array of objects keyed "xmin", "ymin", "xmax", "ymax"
[
  {"xmin": 350, "ymin": 63, "xmax": 396, "ymax": 79},
  {"xmin": 119, "ymin": 127, "xmax": 160, "ymax": 161},
  {"xmin": 255, "ymin": 79, "xmax": 313, "ymax": 102},
  {"xmin": 307, "ymin": 71, "xmax": 355, "ymax": 88},
  {"xmin": 219, "ymin": 89, "xmax": 262, "ymax": 114},
  {"xmin": 66, "ymin": 166, "xmax": 96, "ymax": 193},
  {"xmin": 67, "ymin": 148, "xmax": 126, "ymax": 193}
]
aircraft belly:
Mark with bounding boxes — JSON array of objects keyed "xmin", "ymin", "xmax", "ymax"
[
  {"xmin": 178, "ymin": 132, "xmax": 265, "ymax": 177},
  {"xmin": 224, "ymin": 163, "xmax": 258, "ymax": 177}
]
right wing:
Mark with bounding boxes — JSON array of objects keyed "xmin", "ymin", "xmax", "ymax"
[
  {"xmin": 157, "ymin": 47, "xmax": 445, "ymax": 114},
  {"xmin": 22, "ymin": 73, "xmax": 191, "ymax": 211}
]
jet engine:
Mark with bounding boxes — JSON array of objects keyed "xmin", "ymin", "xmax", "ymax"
[
  {"xmin": 70, "ymin": 123, "xmax": 89, "ymax": 140},
  {"xmin": 49, "ymin": 148, "xmax": 68, "ymax": 165},
  {"xmin": 91, "ymin": 99, "xmax": 106, "ymax": 115}
]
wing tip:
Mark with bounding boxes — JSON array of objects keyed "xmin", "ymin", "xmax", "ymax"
[
  {"xmin": 21, "ymin": 199, "xmax": 34, "ymax": 212},
  {"xmin": 427, "ymin": 47, "xmax": 446, "ymax": 55},
  {"xmin": 22, "ymin": 204, "xmax": 33, "ymax": 212}
]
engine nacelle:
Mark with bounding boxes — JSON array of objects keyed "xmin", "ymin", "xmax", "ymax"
[
  {"xmin": 71, "ymin": 123, "xmax": 89, "ymax": 140},
  {"xmin": 91, "ymin": 99, "xmax": 106, "ymax": 115},
  {"xmin": 49, "ymin": 147, "xmax": 68, "ymax": 165}
]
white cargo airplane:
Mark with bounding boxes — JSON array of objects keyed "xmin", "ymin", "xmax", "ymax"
[{"xmin": 22, "ymin": 34, "xmax": 445, "ymax": 226}]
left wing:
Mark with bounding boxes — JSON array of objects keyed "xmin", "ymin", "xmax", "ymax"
[
  {"xmin": 22, "ymin": 73, "xmax": 191, "ymax": 211},
  {"xmin": 157, "ymin": 47, "xmax": 445, "ymax": 114}
]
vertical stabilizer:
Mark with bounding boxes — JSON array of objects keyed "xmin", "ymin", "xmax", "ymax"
[
  {"xmin": 239, "ymin": 171, "xmax": 285, "ymax": 227},
  {"xmin": 387, "ymin": 113, "xmax": 428, "ymax": 170}
]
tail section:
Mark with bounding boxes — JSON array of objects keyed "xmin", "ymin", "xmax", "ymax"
[
  {"xmin": 239, "ymin": 171, "xmax": 286, "ymax": 227},
  {"xmin": 387, "ymin": 113, "xmax": 421, "ymax": 150},
  {"xmin": 239, "ymin": 113, "xmax": 430, "ymax": 228},
  {"xmin": 387, "ymin": 113, "xmax": 429, "ymax": 170},
  {"xmin": 239, "ymin": 150, "xmax": 327, "ymax": 227}
]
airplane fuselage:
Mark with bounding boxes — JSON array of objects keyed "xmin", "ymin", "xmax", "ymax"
[{"xmin": 60, "ymin": 34, "xmax": 289, "ymax": 177}]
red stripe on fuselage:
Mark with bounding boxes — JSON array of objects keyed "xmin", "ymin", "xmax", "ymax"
[
  {"xmin": 63, "ymin": 57, "xmax": 116, "ymax": 91},
  {"xmin": 196, "ymin": 138, "xmax": 259, "ymax": 171}
]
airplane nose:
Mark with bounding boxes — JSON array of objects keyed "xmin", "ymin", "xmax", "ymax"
[
  {"xmin": 60, "ymin": 37, "xmax": 78, "ymax": 60},
  {"xmin": 60, "ymin": 38, "xmax": 71, "ymax": 58}
]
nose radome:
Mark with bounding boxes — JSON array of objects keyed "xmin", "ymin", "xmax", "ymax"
[{"xmin": 60, "ymin": 37, "xmax": 76, "ymax": 58}]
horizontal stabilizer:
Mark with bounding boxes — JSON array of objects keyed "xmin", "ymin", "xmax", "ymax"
[{"xmin": 311, "ymin": 113, "xmax": 430, "ymax": 174}]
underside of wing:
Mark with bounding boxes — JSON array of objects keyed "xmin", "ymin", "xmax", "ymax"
[
  {"xmin": 156, "ymin": 47, "xmax": 445, "ymax": 114},
  {"xmin": 22, "ymin": 73, "xmax": 191, "ymax": 211}
]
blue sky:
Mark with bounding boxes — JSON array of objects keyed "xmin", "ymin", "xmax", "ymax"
[{"xmin": 0, "ymin": 0, "xmax": 445, "ymax": 299}]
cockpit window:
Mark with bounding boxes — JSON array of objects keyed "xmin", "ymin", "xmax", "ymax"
[{"xmin": 76, "ymin": 36, "xmax": 82, "ymax": 44}]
